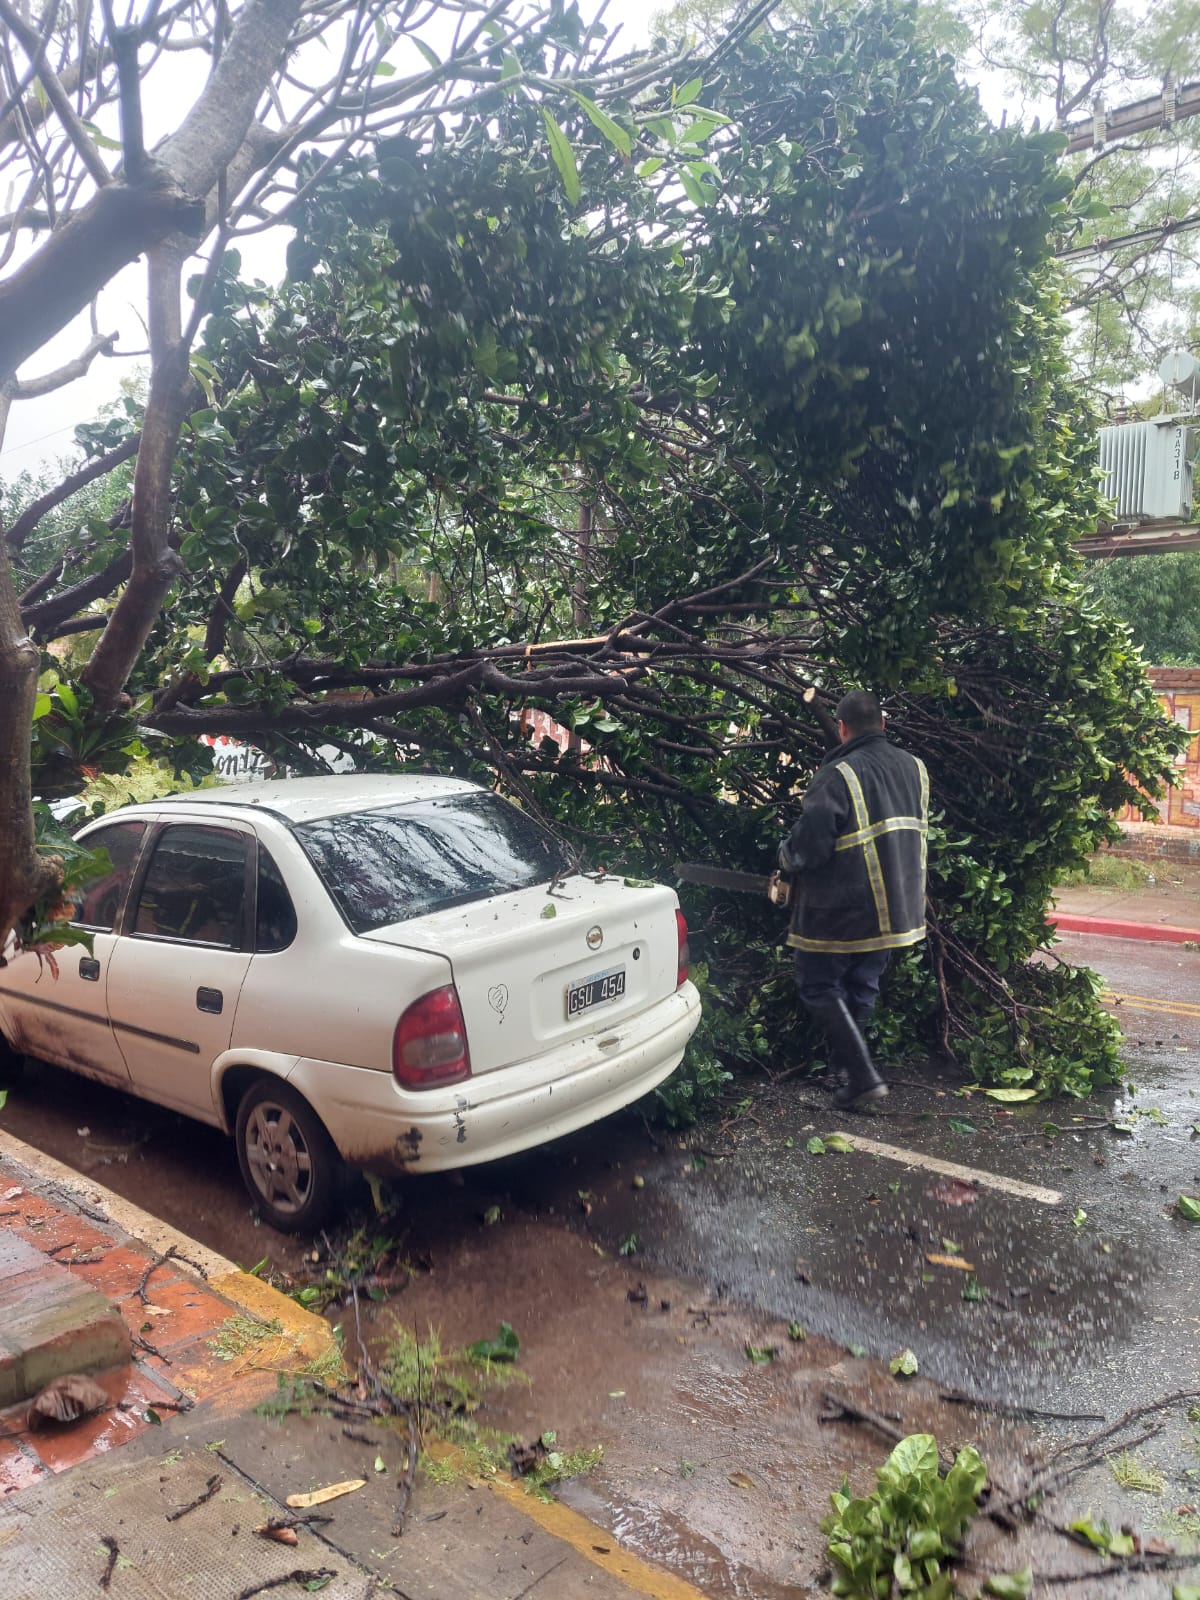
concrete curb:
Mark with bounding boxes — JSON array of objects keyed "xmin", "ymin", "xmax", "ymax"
[
  {"xmin": 1049, "ymin": 911, "xmax": 1200, "ymax": 945},
  {"xmin": 0, "ymin": 1127, "xmax": 335, "ymax": 1368}
]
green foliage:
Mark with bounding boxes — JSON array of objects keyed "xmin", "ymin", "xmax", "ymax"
[
  {"xmin": 1080, "ymin": 553, "xmax": 1200, "ymax": 668},
  {"xmin": 10, "ymin": 0, "xmax": 1187, "ymax": 1103},
  {"xmin": 823, "ymin": 1433, "xmax": 987, "ymax": 1598}
]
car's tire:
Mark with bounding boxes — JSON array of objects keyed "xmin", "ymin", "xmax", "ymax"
[
  {"xmin": 0, "ymin": 1030, "xmax": 26, "ymax": 1087},
  {"xmin": 234, "ymin": 1079, "xmax": 341, "ymax": 1235}
]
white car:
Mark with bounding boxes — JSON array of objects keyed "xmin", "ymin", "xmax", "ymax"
[{"xmin": 0, "ymin": 776, "xmax": 701, "ymax": 1231}]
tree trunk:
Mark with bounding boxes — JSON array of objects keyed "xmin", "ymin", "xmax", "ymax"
[
  {"xmin": 81, "ymin": 246, "xmax": 191, "ymax": 711},
  {"xmin": 0, "ymin": 539, "xmax": 61, "ymax": 958}
]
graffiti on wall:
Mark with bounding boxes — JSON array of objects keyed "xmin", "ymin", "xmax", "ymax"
[{"xmin": 1122, "ymin": 672, "xmax": 1200, "ymax": 828}]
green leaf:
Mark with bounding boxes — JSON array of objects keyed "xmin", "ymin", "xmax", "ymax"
[
  {"xmin": 412, "ymin": 38, "xmax": 440, "ymax": 68},
  {"xmin": 0, "ymin": 1090, "xmax": 7, "ymax": 1111},
  {"xmin": 948, "ymin": 1118, "xmax": 976, "ymax": 1134},
  {"xmin": 675, "ymin": 76, "xmax": 703, "ymax": 106},
  {"xmin": 540, "ymin": 902, "xmax": 557, "ymax": 919},
  {"xmin": 1178, "ymin": 1195, "xmax": 1200, "ymax": 1221},
  {"xmin": 466, "ymin": 1322, "xmax": 520, "ymax": 1363},
  {"xmin": 1072, "ymin": 1208, "xmax": 1087, "ymax": 1227},
  {"xmin": 32, "ymin": 692, "xmax": 52, "ymax": 721},
  {"xmin": 787, "ymin": 1322, "xmax": 806, "ymax": 1341},
  {"xmin": 806, "ymin": 1136, "xmax": 826, "ymax": 1155},
  {"xmin": 571, "ymin": 92, "xmax": 632, "ymax": 158},
  {"xmin": 890, "ymin": 1347, "xmax": 919, "ymax": 1378},
  {"xmin": 985, "ymin": 1566, "xmax": 1033, "ymax": 1598},
  {"xmin": 542, "ymin": 110, "xmax": 581, "ymax": 206},
  {"xmin": 745, "ymin": 1343, "xmax": 775, "ymax": 1363},
  {"xmin": 824, "ymin": 1133, "xmax": 855, "ymax": 1153},
  {"xmin": 374, "ymin": 1454, "xmax": 387, "ymax": 1473},
  {"xmin": 1173, "ymin": 1585, "xmax": 1200, "ymax": 1600},
  {"xmin": 983, "ymin": 1088, "xmax": 1038, "ymax": 1102},
  {"xmin": 55, "ymin": 680, "xmax": 79, "ymax": 717},
  {"xmin": 145, "ymin": 1408, "xmax": 162, "ymax": 1425},
  {"xmin": 886, "ymin": 1432, "xmax": 936, "ymax": 1477},
  {"xmin": 847, "ymin": 1343, "xmax": 868, "ymax": 1358},
  {"xmin": 637, "ymin": 158, "xmax": 664, "ymax": 178}
]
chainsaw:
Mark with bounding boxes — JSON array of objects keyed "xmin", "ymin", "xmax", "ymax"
[{"xmin": 674, "ymin": 862, "xmax": 791, "ymax": 908}]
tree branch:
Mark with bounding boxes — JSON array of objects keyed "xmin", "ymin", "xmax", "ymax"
[{"xmin": 6, "ymin": 433, "xmax": 139, "ymax": 554}]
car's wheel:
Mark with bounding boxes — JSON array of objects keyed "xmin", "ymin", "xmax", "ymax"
[{"xmin": 234, "ymin": 1079, "xmax": 340, "ymax": 1234}]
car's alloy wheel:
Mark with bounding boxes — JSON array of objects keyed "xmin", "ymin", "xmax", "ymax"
[{"xmin": 234, "ymin": 1080, "xmax": 339, "ymax": 1233}]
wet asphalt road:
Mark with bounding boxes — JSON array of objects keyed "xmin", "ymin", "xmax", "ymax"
[
  {"xmin": 580, "ymin": 928, "xmax": 1200, "ymax": 1417},
  {"xmin": 3, "ymin": 929, "xmax": 1197, "ymax": 1413}
]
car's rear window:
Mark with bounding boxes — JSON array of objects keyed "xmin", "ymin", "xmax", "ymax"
[{"xmin": 294, "ymin": 793, "xmax": 563, "ymax": 934}]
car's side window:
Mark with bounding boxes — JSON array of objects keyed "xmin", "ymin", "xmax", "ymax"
[
  {"xmin": 256, "ymin": 845, "xmax": 297, "ymax": 953},
  {"xmin": 133, "ymin": 826, "xmax": 248, "ymax": 948},
  {"xmin": 69, "ymin": 821, "xmax": 148, "ymax": 931}
]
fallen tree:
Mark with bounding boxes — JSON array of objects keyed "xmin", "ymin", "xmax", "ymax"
[{"xmin": 6, "ymin": 0, "xmax": 1185, "ymax": 1100}]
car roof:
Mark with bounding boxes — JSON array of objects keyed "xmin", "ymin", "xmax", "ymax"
[{"xmin": 112, "ymin": 774, "xmax": 485, "ymax": 826}]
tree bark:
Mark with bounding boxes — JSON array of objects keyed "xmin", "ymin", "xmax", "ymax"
[
  {"xmin": 0, "ymin": 0, "xmax": 302, "ymax": 383},
  {"xmin": 81, "ymin": 246, "xmax": 191, "ymax": 711},
  {"xmin": 0, "ymin": 540, "xmax": 60, "ymax": 959}
]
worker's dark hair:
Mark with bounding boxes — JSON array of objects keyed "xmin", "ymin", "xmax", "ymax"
[{"xmin": 835, "ymin": 690, "xmax": 884, "ymax": 736}]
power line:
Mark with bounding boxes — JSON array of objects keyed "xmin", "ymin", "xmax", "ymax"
[
  {"xmin": 1058, "ymin": 210, "xmax": 1200, "ymax": 262},
  {"xmin": 1060, "ymin": 77, "xmax": 1200, "ymax": 155}
]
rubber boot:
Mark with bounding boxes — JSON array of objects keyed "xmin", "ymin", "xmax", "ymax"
[{"xmin": 807, "ymin": 996, "xmax": 887, "ymax": 1109}]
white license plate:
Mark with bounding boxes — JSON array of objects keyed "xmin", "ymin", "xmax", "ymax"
[{"xmin": 566, "ymin": 966, "xmax": 626, "ymax": 1018}]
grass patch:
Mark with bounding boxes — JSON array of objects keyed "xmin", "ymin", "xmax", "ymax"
[
  {"xmin": 1108, "ymin": 1450, "xmax": 1166, "ymax": 1494},
  {"xmin": 1059, "ymin": 855, "xmax": 1154, "ymax": 891},
  {"xmin": 379, "ymin": 1323, "xmax": 601, "ymax": 1498}
]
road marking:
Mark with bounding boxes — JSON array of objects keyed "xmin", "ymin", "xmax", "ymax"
[
  {"xmin": 427, "ymin": 1443, "xmax": 710, "ymax": 1600},
  {"xmin": 484, "ymin": 1472, "xmax": 712, "ymax": 1600},
  {"xmin": 841, "ymin": 1133, "xmax": 1063, "ymax": 1205},
  {"xmin": 1102, "ymin": 989, "xmax": 1200, "ymax": 1019}
]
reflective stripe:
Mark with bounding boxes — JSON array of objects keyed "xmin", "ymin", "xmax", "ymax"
[
  {"xmin": 916, "ymin": 757, "xmax": 930, "ymax": 875},
  {"xmin": 835, "ymin": 815, "xmax": 926, "ymax": 850},
  {"xmin": 788, "ymin": 927, "xmax": 927, "ymax": 954},
  {"xmin": 835, "ymin": 761, "xmax": 891, "ymax": 937}
]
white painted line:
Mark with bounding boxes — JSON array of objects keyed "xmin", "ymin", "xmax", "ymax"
[{"xmin": 838, "ymin": 1132, "xmax": 1063, "ymax": 1206}]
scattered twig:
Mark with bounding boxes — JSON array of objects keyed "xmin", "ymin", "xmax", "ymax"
[
  {"xmin": 236, "ymin": 1567, "xmax": 338, "ymax": 1599},
  {"xmin": 255, "ymin": 1514, "xmax": 333, "ymax": 1536},
  {"xmin": 47, "ymin": 1238, "xmax": 77, "ymax": 1256},
  {"xmin": 166, "ymin": 1472, "xmax": 222, "ymax": 1522},
  {"xmin": 1041, "ymin": 1389, "xmax": 1200, "ymax": 1467},
  {"xmin": 132, "ymin": 1334, "xmax": 171, "ymax": 1365},
  {"xmin": 119, "ymin": 1396, "xmax": 192, "ymax": 1414},
  {"xmin": 137, "ymin": 1245, "xmax": 178, "ymax": 1303},
  {"xmin": 341, "ymin": 1428, "xmax": 374, "ymax": 1445},
  {"xmin": 99, "ymin": 1534, "xmax": 119, "ymax": 1590},
  {"xmin": 1040, "ymin": 1551, "xmax": 1200, "ymax": 1584},
  {"xmin": 938, "ymin": 1389, "xmax": 1105, "ymax": 1423}
]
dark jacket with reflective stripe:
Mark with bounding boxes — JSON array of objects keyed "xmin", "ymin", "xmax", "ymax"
[{"xmin": 778, "ymin": 733, "xmax": 928, "ymax": 954}]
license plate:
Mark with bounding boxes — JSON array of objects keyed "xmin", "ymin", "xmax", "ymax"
[{"xmin": 566, "ymin": 966, "xmax": 626, "ymax": 1018}]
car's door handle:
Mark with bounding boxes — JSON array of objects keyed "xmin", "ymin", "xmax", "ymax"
[
  {"xmin": 79, "ymin": 957, "xmax": 100, "ymax": 981},
  {"xmin": 196, "ymin": 986, "xmax": 223, "ymax": 1015}
]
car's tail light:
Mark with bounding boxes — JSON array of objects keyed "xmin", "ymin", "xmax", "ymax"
[
  {"xmin": 676, "ymin": 909, "xmax": 690, "ymax": 989},
  {"xmin": 393, "ymin": 985, "xmax": 471, "ymax": 1090}
]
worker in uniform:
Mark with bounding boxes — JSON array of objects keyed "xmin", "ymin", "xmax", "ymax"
[{"xmin": 778, "ymin": 690, "xmax": 929, "ymax": 1108}]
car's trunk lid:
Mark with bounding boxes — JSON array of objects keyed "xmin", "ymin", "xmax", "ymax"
[{"xmin": 361, "ymin": 876, "xmax": 681, "ymax": 1074}]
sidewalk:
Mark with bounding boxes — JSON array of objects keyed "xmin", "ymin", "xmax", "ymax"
[
  {"xmin": 1049, "ymin": 866, "xmax": 1200, "ymax": 942},
  {"xmin": 0, "ymin": 1130, "xmax": 708, "ymax": 1600}
]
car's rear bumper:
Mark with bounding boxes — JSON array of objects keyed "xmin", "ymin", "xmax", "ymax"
[{"xmin": 287, "ymin": 981, "xmax": 701, "ymax": 1175}]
